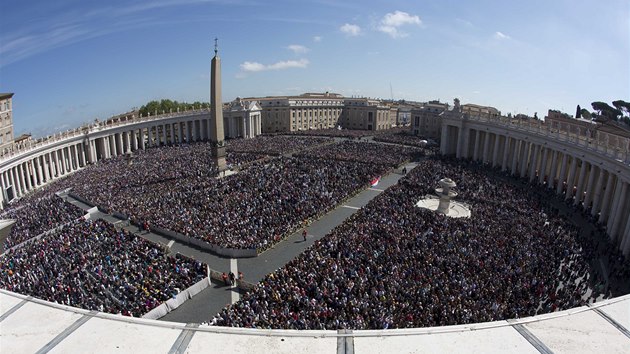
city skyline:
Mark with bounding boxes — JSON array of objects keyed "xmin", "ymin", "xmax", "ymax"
[{"xmin": 1, "ymin": 0, "xmax": 628, "ymax": 137}]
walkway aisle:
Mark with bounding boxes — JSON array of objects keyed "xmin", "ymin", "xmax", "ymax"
[
  {"xmin": 164, "ymin": 161, "xmax": 418, "ymax": 323},
  {"xmin": 61, "ymin": 161, "xmax": 418, "ymax": 324}
]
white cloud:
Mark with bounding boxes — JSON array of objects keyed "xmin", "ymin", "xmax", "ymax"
[
  {"xmin": 494, "ymin": 31, "xmax": 510, "ymax": 40},
  {"xmin": 378, "ymin": 10, "xmax": 421, "ymax": 39},
  {"xmin": 240, "ymin": 58, "xmax": 310, "ymax": 72},
  {"xmin": 313, "ymin": 36, "xmax": 322, "ymax": 42},
  {"xmin": 340, "ymin": 23, "xmax": 361, "ymax": 36},
  {"xmin": 287, "ymin": 44, "xmax": 310, "ymax": 54}
]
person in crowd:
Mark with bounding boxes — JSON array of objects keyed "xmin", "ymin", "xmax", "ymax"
[
  {"xmin": 210, "ymin": 157, "xmax": 629, "ymax": 330},
  {"xmin": 0, "ymin": 219, "xmax": 207, "ymax": 317}
]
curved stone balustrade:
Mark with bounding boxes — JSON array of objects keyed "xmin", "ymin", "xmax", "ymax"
[{"xmin": 1, "ymin": 289, "xmax": 628, "ymax": 353}]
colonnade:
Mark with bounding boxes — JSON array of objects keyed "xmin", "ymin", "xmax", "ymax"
[
  {"xmin": 0, "ymin": 113, "xmax": 224, "ymax": 208},
  {"xmin": 224, "ymin": 114, "xmax": 261, "ymax": 139},
  {"xmin": 442, "ymin": 120, "xmax": 630, "ymax": 256}
]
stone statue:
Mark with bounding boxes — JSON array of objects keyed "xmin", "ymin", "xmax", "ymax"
[{"xmin": 453, "ymin": 98, "xmax": 461, "ymax": 112}]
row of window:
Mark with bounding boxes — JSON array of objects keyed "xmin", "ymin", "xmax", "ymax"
[{"xmin": 0, "ymin": 101, "xmax": 11, "ymax": 112}]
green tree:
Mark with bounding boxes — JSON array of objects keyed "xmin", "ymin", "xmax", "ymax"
[
  {"xmin": 591, "ymin": 101, "xmax": 621, "ymax": 121},
  {"xmin": 139, "ymin": 99, "xmax": 211, "ymax": 116},
  {"xmin": 612, "ymin": 100, "xmax": 630, "ymax": 117}
]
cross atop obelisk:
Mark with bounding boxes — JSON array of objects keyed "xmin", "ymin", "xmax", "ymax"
[{"xmin": 210, "ymin": 37, "xmax": 227, "ymax": 173}]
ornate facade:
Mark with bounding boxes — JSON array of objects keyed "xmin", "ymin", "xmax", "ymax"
[{"xmin": 223, "ymin": 98, "xmax": 262, "ymax": 139}]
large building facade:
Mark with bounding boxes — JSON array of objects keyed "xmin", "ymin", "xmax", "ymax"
[
  {"xmin": 411, "ymin": 100, "xmax": 449, "ymax": 138},
  {"xmin": 254, "ymin": 92, "xmax": 344, "ymax": 133},
  {"xmin": 341, "ymin": 98, "xmax": 396, "ymax": 131},
  {"xmin": 0, "ymin": 93, "xmax": 15, "ymax": 154},
  {"xmin": 249, "ymin": 93, "xmax": 396, "ymax": 133}
]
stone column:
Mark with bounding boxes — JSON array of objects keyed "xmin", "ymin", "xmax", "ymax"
[
  {"xmin": 139, "ymin": 128, "xmax": 146, "ymax": 150},
  {"xmin": 23, "ymin": 163, "xmax": 32, "ymax": 191},
  {"xmin": 42, "ymin": 154, "xmax": 51, "ymax": 182},
  {"xmin": 56, "ymin": 150, "xmax": 64, "ymax": 175},
  {"xmin": 455, "ymin": 127, "xmax": 463, "ymax": 159},
  {"xmin": 440, "ymin": 125, "xmax": 449, "ymax": 155},
  {"xmin": 565, "ymin": 157, "xmax": 579, "ymax": 200},
  {"xmin": 518, "ymin": 141, "xmax": 529, "ymax": 177},
  {"xmin": 538, "ymin": 148, "xmax": 549, "ymax": 185},
  {"xmin": 35, "ymin": 157, "xmax": 43, "ymax": 186},
  {"xmin": 73, "ymin": 144, "xmax": 80, "ymax": 169},
  {"xmin": 109, "ymin": 135, "xmax": 117, "ymax": 157},
  {"xmin": 610, "ymin": 182, "xmax": 628, "ymax": 242},
  {"xmin": 481, "ymin": 132, "xmax": 491, "ymax": 164},
  {"xmin": 600, "ymin": 175, "xmax": 617, "ymax": 224},
  {"xmin": 9, "ymin": 168, "xmax": 18, "ymax": 196},
  {"xmin": 147, "ymin": 126, "xmax": 154, "ymax": 147},
  {"xmin": 89, "ymin": 140, "xmax": 96, "ymax": 163},
  {"xmin": 472, "ymin": 130, "xmax": 481, "ymax": 161},
  {"xmin": 511, "ymin": 140, "xmax": 520, "ymax": 175},
  {"xmin": 501, "ymin": 136, "xmax": 511, "ymax": 171},
  {"xmin": 131, "ymin": 130, "xmax": 138, "ymax": 151},
  {"xmin": 574, "ymin": 161, "xmax": 589, "ymax": 205},
  {"xmin": 50, "ymin": 150, "xmax": 61, "ymax": 179},
  {"xmin": 583, "ymin": 165, "xmax": 599, "ymax": 209},
  {"xmin": 491, "ymin": 134, "xmax": 500, "ymax": 167},
  {"xmin": 189, "ymin": 121, "xmax": 195, "ymax": 142},
  {"xmin": 125, "ymin": 131, "xmax": 131, "ymax": 153},
  {"xmin": 17, "ymin": 164, "xmax": 26, "ymax": 195},
  {"xmin": 607, "ymin": 179, "xmax": 625, "ymax": 234},
  {"xmin": 116, "ymin": 133, "xmax": 123, "ymax": 154},
  {"xmin": 528, "ymin": 144, "xmax": 539, "ymax": 181},
  {"xmin": 0, "ymin": 172, "xmax": 7, "ymax": 202},
  {"xmin": 556, "ymin": 153, "xmax": 569, "ymax": 195},
  {"xmin": 547, "ymin": 150, "xmax": 560, "ymax": 189}
]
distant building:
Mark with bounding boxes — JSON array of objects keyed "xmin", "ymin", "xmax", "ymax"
[
  {"xmin": 0, "ymin": 93, "xmax": 14, "ymax": 153},
  {"xmin": 461, "ymin": 103, "xmax": 501, "ymax": 119},
  {"xmin": 248, "ymin": 93, "xmax": 395, "ymax": 133},
  {"xmin": 411, "ymin": 100, "xmax": 449, "ymax": 139},
  {"xmin": 341, "ymin": 97, "xmax": 396, "ymax": 131},
  {"xmin": 253, "ymin": 92, "xmax": 344, "ymax": 133},
  {"xmin": 223, "ymin": 97, "xmax": 262, "ymax": 139}
]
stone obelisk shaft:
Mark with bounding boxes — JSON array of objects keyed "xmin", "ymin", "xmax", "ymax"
[{"xmin": 210, "ymin": 47, "xmax": 227, "ymax": 172}]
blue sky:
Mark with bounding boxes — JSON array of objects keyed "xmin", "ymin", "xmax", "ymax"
[{"xmin": 1, "ymin": 0, "xmax": 628, "ymax": 137}]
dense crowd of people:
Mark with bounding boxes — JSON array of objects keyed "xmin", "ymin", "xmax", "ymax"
[
  {"xmin": 39, "ymin": 138, "xmax": 414, "ymax": 251},
  {"xmin": 211, "ymin": 157, "xmax": 609, "ymax": 329},
  {"xmin": 68, "ymin": 155, "xmax": 390, "ymax": 250},
  {"xmin": 284, "ymin": 129, "xmax": 376, "ymax": 139},
  {"xmin": 296, "ymin": 141, "xmax": 423, "ymax": 167},
  {"xmin": 227, "ymin": 136, "xmax": 332, "ymax": 155},
  {"xmin": 1, "ymin": 131, "xmax": 628, "ymax": 329},
  {"xmin": 1, "ymin": 195, "xmax": 85, "ymax": 249},
  {"xmin": 0, "ymin": 219, "xmax": 207, "ymax": 317},
  {"xmin": 372, "ymin": 129, "xmax": 437, "ymax": 148}
]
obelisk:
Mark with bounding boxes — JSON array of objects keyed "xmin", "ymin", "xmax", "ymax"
[{"xmin": 210, "ymin": 38, "xmax": 227, "ymax": 173}]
